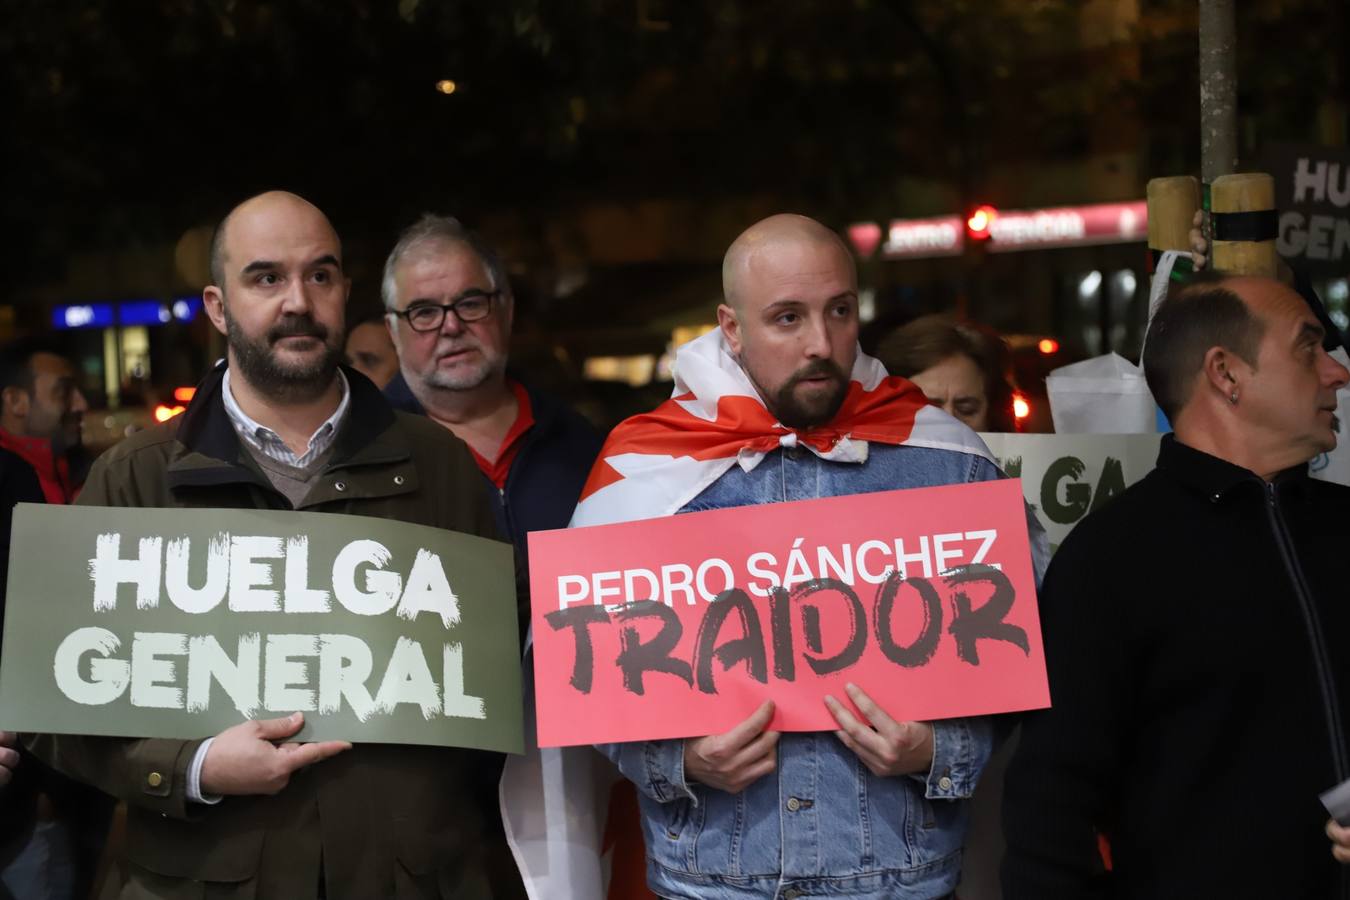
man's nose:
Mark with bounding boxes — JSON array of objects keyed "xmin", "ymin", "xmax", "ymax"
[
  {"xmin": 70, "ymin": 388, "xmax": 88, "ymax": 415},
  {"xmin": 281, "ymin": 277, "xmax": 314, "ymax": 315},
  {"xmin": 1321, "ymin": 349, "xmax": 1350, "ymax": 391},
  {"xmin": 802, "ymin": 316, "xmax": 831, "ymax": 358},
  {"xmin": 438, "ymin": 307, "xmax": 466, "ymax": 337}
]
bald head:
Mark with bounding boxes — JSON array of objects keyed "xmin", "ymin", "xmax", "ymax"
[
  {"xmin": 715, "ymin": 214, "xmax": 859, "ymax": 429},
  {"xmin": 201, "ymin": 190, "xmax": 350, "ymax": 405},
  {"xmin": 209, "ymin": 191, "xmax": 342, "ymax": 290},
  {"xmin": 722, "ymin": 214, "xmax": 854, "ymax": 313}
]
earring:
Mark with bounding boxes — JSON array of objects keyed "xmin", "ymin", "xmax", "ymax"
[{"xmin": 1229, "ymin": 390, "xmax": 1239, "ymax": 405}]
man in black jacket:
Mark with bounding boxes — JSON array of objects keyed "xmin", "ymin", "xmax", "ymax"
[
  {"xmin": 380, "ymin": 215, "xmax": 603, "ymax": 572},
  {"xmin": 1003, "ymin": 272, "xmax": 1350, "ymax": 899}
]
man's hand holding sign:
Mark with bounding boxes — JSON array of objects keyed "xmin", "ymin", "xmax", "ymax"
[
  {"xmin": 200, "ymin": 713, "xmax": 350, "ymax": 797},
  {"xmin": 683, "ymin": 699, "xmax": 779, "ymax": 794},
  {"xmin": 686, "ymin": 687, "xmax": 938, "ymax": 795},
  {"xmin": 824, "ymin": 683, "xmax": 935, "ymax": 778},
  {"xmin": 684, "ymin": 626, "xmax": 952, "ymax": 794},
  {"xmin": 0, "ymin": 730, "xmax": 16, "ymax": 786}
]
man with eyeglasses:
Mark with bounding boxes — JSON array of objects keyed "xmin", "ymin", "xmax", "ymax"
[
  {"xmin": 382, "ymin": 215, "xmax": 602, "ymax": 898},
  {"xmin": 382, "ymin": 215, "xmax": 603, "ymax": 575}
]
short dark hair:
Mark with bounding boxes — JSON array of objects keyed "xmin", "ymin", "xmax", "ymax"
[
  {"xmin": 874, "ymin": 314, "xmax": 1016, "ymax": 431},
  {"xmin": 346, "ymin": 314, "xmax": 390, "ymax": 340},
  {"xmin": 208, "ymin": 209, "xmax": 231, "ymax": 288},
  {"xmin": 1142, "ymin": 271, "xmax": 1264, "ymax": 421},
  {"xmin": 0, "ymin": 337, "xmax": 65, "ymax": 395}
]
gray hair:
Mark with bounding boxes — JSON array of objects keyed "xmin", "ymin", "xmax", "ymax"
[{"xmin": 380, "ymin": 214, "xmax": 511, "ymax": 311}]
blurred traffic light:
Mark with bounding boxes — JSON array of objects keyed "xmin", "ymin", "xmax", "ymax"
[
  {"xmin": 154, "ymin": 404, "xmax": 186, "ymax": 423},
  {"xmin": 965, "ymin": 205, "xmax": 997, "ymax": 242},
  {"xmin": 1037, "ymin": 338, "xmax": 1060, "ymax": 355}
]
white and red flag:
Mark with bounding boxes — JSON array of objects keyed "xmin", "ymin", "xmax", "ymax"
[{"xmin": 572, "ymin": 327, "xmax": 996, "ymax": 527}]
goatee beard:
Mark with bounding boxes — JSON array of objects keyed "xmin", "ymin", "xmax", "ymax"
[
  {"xmin": 226, "ymin": 312, "xmax": 342, "ymax": 404},
  {"xmin": 754, "ymin": 359, "xmax": 849, "ymax": 430}
]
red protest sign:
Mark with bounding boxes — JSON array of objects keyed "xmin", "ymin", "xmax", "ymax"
[{"xmin": 527, "ymin": 479, "xmax": 1047, "ymax": 748}]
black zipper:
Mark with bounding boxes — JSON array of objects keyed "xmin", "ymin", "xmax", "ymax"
[{"xmin": 1265, "ymin": 482, "xmax": 1349, "ymax": 783}]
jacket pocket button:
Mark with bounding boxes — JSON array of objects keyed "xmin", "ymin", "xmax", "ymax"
[
  {"xmin": 786, "ymin": 796, "xmax": 801, "ymax": 812},
  {"xmin": 334, "ymin": 481, "xmax": 347, "ymax": 492},
  {"xmin": 393, "ymin": 475, "xmax": 405, "ymax": 486},
  {"xmin": 146, "ymin": 771, "xmax": 163, "ymax": 788}
]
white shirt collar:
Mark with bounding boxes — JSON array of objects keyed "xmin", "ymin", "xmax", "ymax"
[{"xmin": 220, "ymin": 367, "xmax": 351, "ymax": 469}]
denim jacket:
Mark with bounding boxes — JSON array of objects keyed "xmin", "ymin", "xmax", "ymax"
[{"xmin": 598, "ymin": 442, "xmax": 1012, "ymax": 900}]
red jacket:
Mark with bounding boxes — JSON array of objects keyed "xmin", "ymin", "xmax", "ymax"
[{"xmin": 0, "ymin": 427, "xmax": 76, "ymax": 504}]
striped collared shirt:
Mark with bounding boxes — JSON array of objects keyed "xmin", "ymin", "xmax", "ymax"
[{"xmin": 220, "ymin": 367, "xmax": 351, "ymax": 469}]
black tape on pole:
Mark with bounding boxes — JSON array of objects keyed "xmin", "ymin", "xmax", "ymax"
[{"xmin": 1211, "ymin": 209, "xmax": 1279, "ymax": 243}]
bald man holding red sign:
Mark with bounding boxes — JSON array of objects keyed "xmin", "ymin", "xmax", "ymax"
[{"xmin": 514, "ymin": 215, "xmax": 1048, "ymax": 900}]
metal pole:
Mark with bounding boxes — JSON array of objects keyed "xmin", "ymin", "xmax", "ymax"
[{"xmin": 1198, "ymin": 0, "xmax": 1238, "ymax": 184}]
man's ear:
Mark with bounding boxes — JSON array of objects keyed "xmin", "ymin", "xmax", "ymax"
[
  {"xmin": 1201, "ymin": 345, "xmax": 1244, "ymax": 399},
  {"xmin": 202, "ymin": 285, "xmax": 229, "ymax": 338},
  {"xmin": 1, "ymin": 385, "xmax": 29, "ymax": 421},
  {"xmin": 717, "ymin": 303, "xmax": 742, "ymax": 356}
]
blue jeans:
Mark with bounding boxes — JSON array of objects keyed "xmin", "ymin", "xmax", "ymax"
[{"xmin": 600, "ymin": 444, "xmax": 1019, "ymax": 900}]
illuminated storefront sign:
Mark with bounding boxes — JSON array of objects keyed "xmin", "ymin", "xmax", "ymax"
[
  {"xmin": 854, "ymin": 200, "xmax": 1148, "ymax": 260},
  {"xmin": 53, "ymin": 304, "xmax": 115, "ymax": 330},
  {"xmin": 881, "ymin": 215, "xmax": 964, "ymax": 259},
  {"xmin": 986, "ymin": 201, "xmax": 1147, "ymax": 252},
  {"xmin": 52, "ymin": 297, "xmax": 203, "ymax": 330}
]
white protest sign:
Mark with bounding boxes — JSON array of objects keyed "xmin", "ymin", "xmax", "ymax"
[{"xmin": 980, "ymin": 433, "xmax": 1162, "ymax": 552}]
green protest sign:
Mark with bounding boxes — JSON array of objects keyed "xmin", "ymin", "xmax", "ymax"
[
  {"xmin": 0, "ymin": 504, "xmax": 523, "ymax": 754},
  {"xmin": 979, "ymin": 433, "xmax": 1162, "ymax": 553}
]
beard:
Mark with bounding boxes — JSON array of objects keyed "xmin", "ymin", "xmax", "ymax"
[
  {"xmin": 424, "ymin": 358, "xmax": 494, "ymax": 392},
  {"xmin": 420, "ymin": 339, "xmax": 505, "ymax": 392},
  {"xmin": 756, "ymin": 359, "xmax": 850, "ymax": 429},
  {"xmin": 225, "ymin": 310, "xmax": 343, "ymax": 404},
  {"xmin": 55, "ymin": 413, "xmax": 83, "ymax": 453}
]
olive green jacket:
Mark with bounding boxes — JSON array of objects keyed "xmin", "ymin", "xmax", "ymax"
[{"xmin": 27, "ymin": 365, "xmax": 522, "ymax": 900}]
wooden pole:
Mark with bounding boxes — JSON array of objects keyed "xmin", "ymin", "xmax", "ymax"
[
  {"xmin": 1147, "ymin": 176, "xmax": 1201, "ymax": 256},
  {"xmin": 1199, "ymin": 0, "xmax": 1239, "ymax": 184},
  {"xmin": 1210, "ymin": 173, "xmax": 1279, "ymax": 276}
]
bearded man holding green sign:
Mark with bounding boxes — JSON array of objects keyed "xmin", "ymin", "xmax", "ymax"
[{"xmin": 17, "ymin": 192, "xmax": 523, "ymax": 900}]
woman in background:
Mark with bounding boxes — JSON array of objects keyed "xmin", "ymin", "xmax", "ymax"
[{"xmin": 875, "ymin": 314, "xmax": 1015, "ymax": 432}]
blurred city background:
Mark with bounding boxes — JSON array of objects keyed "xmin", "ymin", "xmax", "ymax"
[{"xmin": 2, "ymin": 0, "xmax": 1345, "ymax": 442}]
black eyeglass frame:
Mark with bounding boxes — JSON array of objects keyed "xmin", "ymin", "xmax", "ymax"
[{"xmin": 391, "ymin": 290, "xmax": 502, "ymax": 332}]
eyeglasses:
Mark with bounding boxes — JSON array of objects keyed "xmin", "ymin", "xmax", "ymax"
[{"xmin": 393, "ymin": 290, "xmax": 501, "ymax": 332}]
